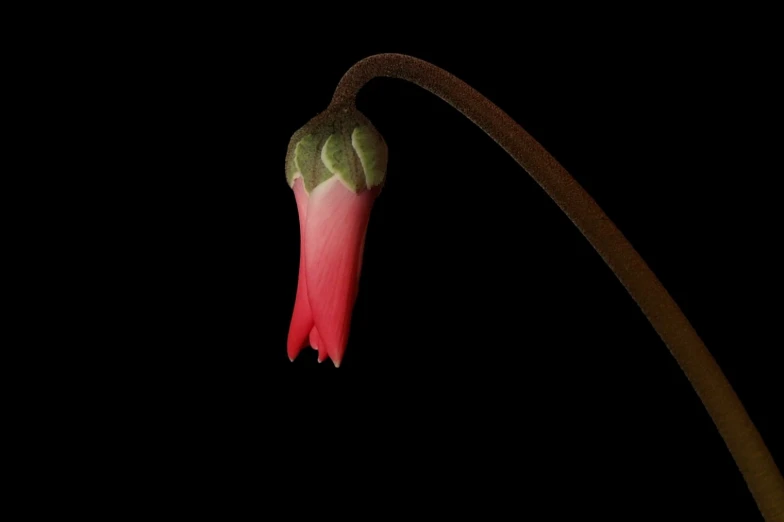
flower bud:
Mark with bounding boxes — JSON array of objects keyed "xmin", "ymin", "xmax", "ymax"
[{"xmin": 284, "ymin": 105, "xmax": 388, "ymax": 366}]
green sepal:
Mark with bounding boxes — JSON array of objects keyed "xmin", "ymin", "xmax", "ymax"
[{"xmin": 352, "ymin": 125, "xmax": 387, "ymax": 189}]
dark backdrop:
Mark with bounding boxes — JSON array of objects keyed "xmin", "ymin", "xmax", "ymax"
[{"xmin": 95, "ymin": 19, "xmax": 779, "ymax": 521}]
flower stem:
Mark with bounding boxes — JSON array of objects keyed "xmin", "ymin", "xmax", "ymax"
[{"xmin": 331, "ymin": 53, "xmax": 783, "ymax": 521}]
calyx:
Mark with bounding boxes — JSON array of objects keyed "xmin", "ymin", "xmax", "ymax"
[{"xmin": 285, "ymin": 105, "xmax": 388, "ymax": 194}]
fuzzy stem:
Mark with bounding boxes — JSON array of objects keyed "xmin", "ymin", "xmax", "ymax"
[{"xmin": 332, "ymin": 53, "xmax": 783, "ymax": 521}]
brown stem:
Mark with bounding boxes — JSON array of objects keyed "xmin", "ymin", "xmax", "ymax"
[{"xmin": 332, "ymin": 53, "xmax": 783, "ymax": 521}]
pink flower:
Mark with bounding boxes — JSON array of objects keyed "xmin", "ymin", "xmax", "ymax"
[{"xmin": 285, "ymin": 107, "xmax": 387, "ymax": 367}]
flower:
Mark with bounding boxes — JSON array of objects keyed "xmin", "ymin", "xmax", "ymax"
[{"xmin": 285, "ymin": 106, "xmax": 388, "ymax": 367}]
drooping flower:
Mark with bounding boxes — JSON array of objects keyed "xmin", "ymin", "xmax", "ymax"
[{"xmin": 285, "ymin": 106, "xmax": 388, "ymax": 367}]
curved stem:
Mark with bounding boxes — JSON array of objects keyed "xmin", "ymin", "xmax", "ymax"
[{"xmin": 332, "ymin": 53, "xmax": 783, "ymax": 521}]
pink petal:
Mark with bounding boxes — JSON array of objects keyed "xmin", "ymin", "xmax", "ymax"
[
  {"xmin": 309, "ymin": 328, "xmax": 320, "ymax": 351},
  {"xmin": 286, "ymin": 178, "xmax": 315, "ymax": 361},
  {"xmin": 305, "ymin": 177, "xmax": 377, "ymax": 367},
  {"xmin": 310, "ymin": 328, "xmax": 328, "ymax": 362}
]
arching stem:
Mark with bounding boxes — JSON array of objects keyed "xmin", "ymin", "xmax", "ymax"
[{"xmin": 331, "ymin": 53, "xmax": 783, "ymax": 521}]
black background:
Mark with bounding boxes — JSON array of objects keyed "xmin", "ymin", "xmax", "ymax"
[{"xmin": 72, "ymin": 16, "xmax": 780, "ymax": 521}]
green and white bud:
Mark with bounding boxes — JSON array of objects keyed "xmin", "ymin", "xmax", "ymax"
[{"xmin": 285, "ymin": 106, "xmax": 388, "ymax": 194}]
